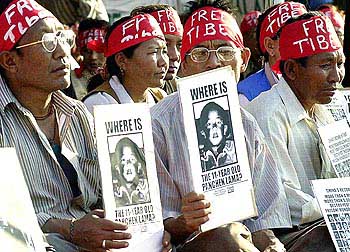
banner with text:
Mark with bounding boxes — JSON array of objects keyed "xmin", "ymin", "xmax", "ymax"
[
  {"xmin": 324, "ymin": 89, "xmax": 350, "ymax": 122},
  {"xmin": 178, "ymin": 66, "xmax": 257, "ymax": 231},
  {"xmin": 94, "ymin": 104, "xmax": 163, "ymax": 251},
  {"xmin": 312, "ymin": 178, "xmax": 350, "ymax": 252}
]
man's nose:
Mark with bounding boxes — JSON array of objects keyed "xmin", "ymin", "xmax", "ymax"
[{"xmin": 206, "ymin": 51, "xmax": 222, "ymax": 70}]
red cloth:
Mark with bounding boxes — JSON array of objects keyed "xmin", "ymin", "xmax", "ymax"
[
  {"xmin": 104, "ymin": 14, "xmax": 164, "ymax": 57},
  {"xmin": 0, "ymin": 0, "xmax": 55, "ymax": 52},
  {"xmin": 279, "ymin": 16, "xmax": 342, "ymax": 61},
  {"xmin": 259, "ymin": 2, "xmax": 307, "ymax": 53},
  {"xmin": 77, "ymin": 28, "xmax": 105, "ymax": 53},
  {"xmin": 319, "ymin": 6, "xmax": 345, "ymax": 31},
  {"xmin": 240, "ymin": 11, "xmax": 261, "ymax": 34},
  {"xmin": 150, "ymin": 7, "xmax": 183, "ymax": 36},
  {"xmin": 180, "ymin": 6, "xmax": 244, "ymax": 61}
]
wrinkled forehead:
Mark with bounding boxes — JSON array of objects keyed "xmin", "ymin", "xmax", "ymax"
[
  {"xmin": 192, "ymin": 39, "xmax": 237, "ymax": 49},
  {"xmin": 17, "ymin": 17, "xmax": 63, "ymax": 43}
]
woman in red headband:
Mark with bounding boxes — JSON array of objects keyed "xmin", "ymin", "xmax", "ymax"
[{"xmin": 83, "ymin": 14, "xmax": 169, "ymax": 113}]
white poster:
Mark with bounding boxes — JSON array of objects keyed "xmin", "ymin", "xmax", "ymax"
[
  {"xmin": 312, "ymin": 178, "xmax": 350, "ymax": 252},
  {"xmin": 324, "ymin": 89, "xmax": 350, "ymax": 122},
  {"xmin": 0, "ymin": 148, "xmax": 46, "ymax": 252},
  {"xmin": 318, "ymin": 120, "xmax": 350, "ymax": 177},
  {"xmin": 94, "ymin": 104, "xmax": 164, "ymax": 251},
  {"xmin": 177, "ymin": 66, "xmax": 257, "ymax": 232}
]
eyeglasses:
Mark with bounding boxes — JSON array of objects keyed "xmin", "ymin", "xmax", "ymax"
[
  {"xmin": 187, "ymin": 46, "xmax": 240, "ymax": 63},
  {"xmin": 15, "ymin": 30, "xmax": 76, "ymax": 53}
]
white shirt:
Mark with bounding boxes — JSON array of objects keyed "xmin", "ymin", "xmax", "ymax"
[{"xmin": 245, "ymin": 78, "xmax": 335, "ymax": 225}]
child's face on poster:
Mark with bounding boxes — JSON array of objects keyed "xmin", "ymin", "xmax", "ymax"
[{"xmin": 120, "ymin": 146, "xmax": 138, "ymax": 183}]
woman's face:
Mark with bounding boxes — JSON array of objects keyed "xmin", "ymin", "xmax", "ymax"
[{"xmin": 123, "ymin": 38, "xmax": 169, "ymax": 89}]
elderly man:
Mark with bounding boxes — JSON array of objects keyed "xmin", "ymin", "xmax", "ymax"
[
  {"xmin": 245, "ymin": 12, "xmax": 345, "ymax": 252},
  {"xmin": 237, "ymin": 2, "xmax": 307, "ymax": 105},
  {"xmin": 151, "ymin": 0, "xmax": 292, "ymax": 251},
  {"xmin": 0, "ymin": 1, "xmax": 171, "ymax": 252}
]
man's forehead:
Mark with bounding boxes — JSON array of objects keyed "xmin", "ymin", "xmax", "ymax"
[
  {"xmin": 19, "ymin": 18, "xmax": 62, "ymax": 41},
  {"xmin": 309, "ymin": 49, "xmax": 345, "ymax": 62},
  {"xmin": 193, "ymin": 39, "xmax": 236, "ymax": 49},
  {"xmin": 164, "ymin": 34, "xmax": 182, "ymax": 43}
]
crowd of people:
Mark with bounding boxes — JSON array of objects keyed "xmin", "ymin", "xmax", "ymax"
[{"xmin": 0, "ymin": 0, "xmax": 346, "ymax": 251}]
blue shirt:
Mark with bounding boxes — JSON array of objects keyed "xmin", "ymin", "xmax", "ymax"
[{"xmin": 237, "ymin": 69, "xmax": 271, "ymax": 101}]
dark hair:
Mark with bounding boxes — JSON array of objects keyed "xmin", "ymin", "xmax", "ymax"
[
  {"xmin": 182, "ymin": 0, "xmax": 236, "ymax": 25},
  {"xmin": 0, "ymin": 0, "xmax": 13, "ymax": 14},
  {"xmin": 256, "ymin": 4, "xmax": 283, "ymax": 62},
  {"xmin": 199, "ymin": 102, "xmax": 229, "ymax": 128},
  {"xmin": 78, "ymin": 18, "xmax": 109, "ymax": 33},
  {"xmin": 113, "ymin": 137, "xmax": 146, "ymax": 184},
  {"xmin": 278, "ymin": 12, "xmax": 323, "ymax": 78},
  {"xmin": 130, "ymin": 4, "xmax": 171, "ymax": 16},
  {"xmin": 104, "ymin": 16, "xmax": 140, "ymax": 81}
]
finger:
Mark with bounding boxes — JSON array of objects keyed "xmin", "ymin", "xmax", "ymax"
[
  {"xmin": 99, "ymin": 219, "xmax": 128, "ymax": 231},
  {"xmin": 105, "ymin": 240, "xmax": 129, "ymax": 249},
  {"xmin": 102, "ymin": 231, "xmax": 132, "ymax": 241},
  {"xmin": 184, "ymin": 215, "xmax": 209, "ymax": 228},
  {"xmin": 183, "ymin": 192, "xmax": 206, "ymax": 203},
  {"xmin": 182, "ymin": 200, "xmax": 210, "ymax": 212},
  {"xmin": 183, "ymin": 207, "xmax": 211, "ymax": 219},
  {"xmin": 90, "ymin": 209, "xmax": 105, "ymax": 218}
]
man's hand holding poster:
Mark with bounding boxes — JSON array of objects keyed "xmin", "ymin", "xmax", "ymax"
[
  {"xmin": 0, "ymin": 148, "xmax": 46, "ymax": 252},
  {"xmin": 177, "ymin": 66, "xmax": 257, "ymax": 232},
  {"xmin": 94, "ymin": 104, "xmax": 163, "ymax": 251},
  {"xmin": 312, "ymin": 178, "xmax": 350, "ymax": 252}
]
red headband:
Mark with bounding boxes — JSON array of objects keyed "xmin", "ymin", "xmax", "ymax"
[
  {"xmin": 181, "ymin": 7, "xmax": 244, "ymax": 61},
  {"xmin": 279, "ymin": 16, "xmax": 342, "ymax": 61},
  {"xmin": 150, "ymin": 8, "xmax": 183, "ymax": 36},
  {"xmin": 259, "ymin": 2, "xmax": 307, "ymax": 53},
  {"xmin": 319, "ymin": 7, "xmax": 344, "ymax": 31},
  {"xmin": 240, "ymin": 11, "xmax": 261, "ymax": 34},
  {"xmin": 0, "ymin": 0, "xmax": 55, "ymax": 52},
  {"xmin": 77, "ymin": 28, "xmax": 105, "ymax": 53},
  {"xmin": 105, "ymin": 14, "xmax": 165, "ymax": 57}
]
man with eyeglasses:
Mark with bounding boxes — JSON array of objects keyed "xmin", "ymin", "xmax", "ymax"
[
  {"xmin": 0, "ymin": 1, "xmax": 172, "ymax": 252},
  {"xmin": 150, "ymin": 0, "xmax": 291, "ymax": 251}
]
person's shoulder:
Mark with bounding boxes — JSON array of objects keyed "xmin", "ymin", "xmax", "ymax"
[
  {"xmin": 150, "ymin": 92, "xmax": 181, "ymax": 120},
  {"xmin": 238, "ymin": 68, "xmax": 265, "ymax": 86},
  {"xmin": 244, "ymin": 84, "xmax": 283, "ymax": 120}
]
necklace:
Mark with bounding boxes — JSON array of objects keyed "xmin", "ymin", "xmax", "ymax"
[{"xmin": 33, "ymin": 105, "xmax": 54, "ymax": 120}]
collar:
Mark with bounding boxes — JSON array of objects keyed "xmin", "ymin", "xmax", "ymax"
[
  {"xmin": 109, "ymin": 76, "xmax": 134, "ymax": 104},
  {"xmin": 275, "ymin": 78, "xmax": 333, "ymax": 126},
  {"xmin": 0, "ymin": 75, "xmax": 76, "ymax": 117},
  {"xmin": 264, "ymin": 62, "xmax": 279, "ymax": 86}
]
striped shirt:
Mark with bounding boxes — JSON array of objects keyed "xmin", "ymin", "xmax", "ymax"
[
  {"xmin": 0, "ymin": 76, "xmax": 102, "ymax": 228},
  {"xmin": 151, "ymin": 92, "xmax": 292, "ymax": 233}
]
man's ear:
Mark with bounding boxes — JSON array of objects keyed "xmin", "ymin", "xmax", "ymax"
[
  {"xmin": 240, "ymin": 47, "xmax": 251, "ymax": 73},
  {"xmin": 223, "ymin": 125, "xmax": 228, "ymax": 136},
  {"xmin": 283, "ymin": 59, "xmax": 299, "ymax": 81},
  {"xmin": 114, "ymin": 52, "xmax": 127, "ymax": 71},
  {"xmin": 200, "ymin": 129, "xmax": 206, "ymax": 139},
  {"xmin": 0, "ymin": 51, "xmax": 18, "ymax": 73},
  {"xmin": 264, "ymin": 37, "xmax": 277, "ymax": 57}
]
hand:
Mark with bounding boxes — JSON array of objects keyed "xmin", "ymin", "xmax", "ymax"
[
  {"xmin": 72, "ymin": 209, "xmax": 131, "ymax": 252},
  {"xmin": 162, "ymin": 230, "xmax": 172, "ymax": 252},
  {"xmin": 263, "ymin": 239, "xmax": 286, "ymax": 252},
  {"xmin": 181, "ymin": 192, "xmax": 211, "ymax": 232}
]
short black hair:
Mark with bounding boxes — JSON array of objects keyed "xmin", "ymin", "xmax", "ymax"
[
  {"xmin": 199, "ymin": 102, "xmax": 228, "ymax": 128},
  {"xmin": 256, "ymin": 4, "xmax": 280, "ymax": 62},
  {"xmin": 183, "ymin": 0, "xmax": 236, "ymax": 25},
  {"xmin": 104, "ymin": 16, "xmax": 140, "ymax": 81},
  {"xmin": 78, "ymin": 18, "xmax": 109, "ymax": 33},
  {"xmin": 278, "ymin": 12, "xmax": 323, "ymax": 78},
  {"xmin": 0, "ymin": 0, "xmax": 13, "ymax": 14},
  {"xmin": 130, "ymin": 4, "xmax": 171, "ymax": 16}
]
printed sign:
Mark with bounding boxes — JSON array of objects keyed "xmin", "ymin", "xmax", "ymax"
[
  {"xmin": 94, "ymin": 103, "xmax": 164, "ymax": 251},
  {"xmin": 178, "ymin": 66, "xmax": 257, "ymax": 232},
  {"xmin": 312, "ymin": 178, "xmax": 350, "ymax": 252},
  {"xmin": 318, "ymin": 120, "xmax": 350, "ymax": 177},
  {"xmin": 324, "ymin": 90, "xmax": 349, "ymax": 122},
  {"xmin": 0, "ymin": 148, "xmax": 46, "ymax": 252}
]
